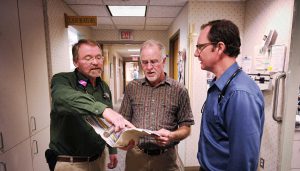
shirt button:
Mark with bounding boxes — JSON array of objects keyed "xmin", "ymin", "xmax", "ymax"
[
  {"xmin": 152, "ymin": 99, "xmax": 155, "ymax": 102},
  {"xmin": 151, "ymin": 112, "xmax": 154, "ymax": 115}
]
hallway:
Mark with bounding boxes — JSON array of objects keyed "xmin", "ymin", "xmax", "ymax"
[{"xmin": 1, "ymin": 1, "xmax": 300, "ymax": 171}]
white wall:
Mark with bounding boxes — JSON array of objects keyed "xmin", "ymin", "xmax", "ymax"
[{"xmin": 242, "ymin": 0, "xmax": 294, "ymax": 170}]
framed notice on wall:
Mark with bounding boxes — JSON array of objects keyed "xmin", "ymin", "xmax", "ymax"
[{"xmin": 120, "ymin": 30, "xmax": 133, "ymax": 40}]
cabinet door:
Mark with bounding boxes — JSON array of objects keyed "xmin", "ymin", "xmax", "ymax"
[
  {"xmin": 0, "ymin": 0, "xmax": 30, "ymax": 152},
  {"xmin": 0, "ymin": 139, "xmax": 33, "ymax": 171},
  {"xmin": 31, "ymin": 127, "xmax": 50, "ymax": 171},
  {"xmin": 19, "ymin": 0, "xmax": 51, "ymax": 135}
]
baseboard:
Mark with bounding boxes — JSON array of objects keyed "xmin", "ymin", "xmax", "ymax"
[{"xmin": 184, "ymin": 166, "xmax": 200, "ymax": 171}]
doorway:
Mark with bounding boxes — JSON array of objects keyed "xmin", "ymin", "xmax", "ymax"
[{"xmin": 169, "ymin": 31, "xmax": 180, "ymax": 80}]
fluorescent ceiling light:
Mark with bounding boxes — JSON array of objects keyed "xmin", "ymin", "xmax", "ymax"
[
  {"xmin": 130, "ymin": 54, "xmax": 140, "ymax": 57},
  {"xmin": 128, "ymin": 49, "xmax": 140, "ymax": 52},
  {"xmin": 107, "ymin": 6, "xmax": 146, "ymax": 16}
]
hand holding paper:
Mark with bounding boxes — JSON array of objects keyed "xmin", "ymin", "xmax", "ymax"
[{"xmin": 85, "ymin": 115, "xmax": 160, "ymax": 148}]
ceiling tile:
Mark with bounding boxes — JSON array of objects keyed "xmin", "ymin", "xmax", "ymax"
[
  {"xmin": 146, "ymin": 17, "xmax": 174, "ymax": 25},
  {"xmin": 145, "ymin": 25, "xmax": 169, "ymax": 30},
  {"xmin": 64, "ymin": 0, "xmax": 103, "ymax": 5},
  {"xmin": 97, "ymin": 17, "xmax": 113, "ymax": 24},
  {"xmin": 103, "ymin": 0, "xmax": 148, "ymax": 5},
  {"xmin": 147, "ymin": 6, "xmax": 182, "ymax": 17},
  {"xmin": 69, "ymin": 5, "xmax": 109, "ymax": 16},
  {"xmin": 92, "ymin": 24, "xmax": 115, "ymax": 30},
  {"xmin": 149, "ymin": 0, "xmax": 188, "ymax": 6},
  {"xmin": 116, "ymin": 25, "xmax": 144, "ymax": 30},
  {"xmin": 112, "ymin": 17, "xmax": 145, "ymax": 25}
]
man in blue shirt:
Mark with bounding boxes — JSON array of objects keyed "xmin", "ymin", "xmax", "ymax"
[{"xmin": 194, "ymin": 19, "xmax": 265, "ymax": 171}]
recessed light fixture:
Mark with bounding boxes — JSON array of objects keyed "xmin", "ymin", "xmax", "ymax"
[
  {"xmin": 128, "ymin": 49, "xmax": 140, "ymax": 52},
  {"xmin": 107, "ymin": 6, "xmax": 146, "ymax": 16}
]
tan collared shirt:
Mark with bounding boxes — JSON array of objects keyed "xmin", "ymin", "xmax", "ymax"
[{"xmin": 119, "ymin": 76, "xmax": 194, "ymax": 149}]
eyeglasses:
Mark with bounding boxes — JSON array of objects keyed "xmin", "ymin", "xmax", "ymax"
[
  {"xmin": 82, "ymin": 55, "xmax": 104, "ymax": 63},
  {"xmin": 196, "ymin": 42, "xmax": 217, "ymax": 53},
  {"xmin": 141, "ymin": 59, "xmax": 162, "ymax": 67}
]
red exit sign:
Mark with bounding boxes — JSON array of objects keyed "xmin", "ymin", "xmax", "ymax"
[{"xmin": 120, "ymin": 30, "xmax": 132, "ymax": 40}]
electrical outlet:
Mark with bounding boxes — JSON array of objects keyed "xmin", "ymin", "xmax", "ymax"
[{"xmin": 260, "ymin": 158, "xmax": 265, "ymax": 169}]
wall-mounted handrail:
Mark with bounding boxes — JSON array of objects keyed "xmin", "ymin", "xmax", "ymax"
[{"xmin": 272, "ymin": 72, "xmax": 286, "ymax": 122}]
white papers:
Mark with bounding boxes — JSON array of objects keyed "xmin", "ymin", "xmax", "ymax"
[
  {"xmin": 269, "ymin": 45, "xmax": 286, "ymax": 73},
  {"xmin": 85, "ymin": 116, "xmax": 160, "ymax": 147}
]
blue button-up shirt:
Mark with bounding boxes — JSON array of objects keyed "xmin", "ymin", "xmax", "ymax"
[{"xmin": 197, "ymin": 63, "xmax": 265, "ymax": 171}]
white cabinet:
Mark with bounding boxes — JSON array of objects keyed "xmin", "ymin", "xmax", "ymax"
[
  {"xmin": 31, "ymin": 127, "xmax": 50, "ymax": 171},
  {"xmin": 0, "ymin": 0, "xmax": 50, "ymax": 170},
  {"xmin": 0, "ymin": 0, "xmax": 31, "ymax": 153},
  {"xmin": 18, "ymin": 0, "xmax": 50, "ymax": 135},
  {"xmin": 0, "ymin": 139, "xmax": 33, "ymax": 171}
]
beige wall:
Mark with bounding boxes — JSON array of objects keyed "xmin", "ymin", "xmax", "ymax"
[
  {"xmin": 92, "ymin": 29, "xmax": 170, "ymax": 74},
  {"xmin": 47, "ymin": 0, "xmax": 92, "ymax": 75},
  {"xmin": 167, "ymin": 2, "xmax": 190, "ymax": 164},
  {"xmin": 185, "ymin": 1, "xmax": 246, "ymax": 166}
]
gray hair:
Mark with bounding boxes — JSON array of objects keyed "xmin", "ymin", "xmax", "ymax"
[{"xmin": 140, "ymin": 39, "xmax": 166, "ymax": 59}]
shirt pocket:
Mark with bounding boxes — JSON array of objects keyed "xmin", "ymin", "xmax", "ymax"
[
  {"xmin": 206, "ymin": 109, "xmax": 227, "ymax": 141},
  {"xmin": 160, "ymin": 102, "xmax": 178, "ymax": 130},
  {"xmin": 131, "ymin": 101, "xmax": 144, "ymax": 113}
]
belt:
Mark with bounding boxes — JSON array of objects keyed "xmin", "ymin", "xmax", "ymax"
[
  {"xmin": 57, "ymin": 154, "xmax": 99, "ymax": 163},
  {"xmin": 142, "ymin": 146, "xmax": 174, "ymax": 156}
]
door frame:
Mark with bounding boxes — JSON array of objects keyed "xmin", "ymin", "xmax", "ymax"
[{"xmin": 169, "ymin": 30, "xmax": 180, "ymax": 79}]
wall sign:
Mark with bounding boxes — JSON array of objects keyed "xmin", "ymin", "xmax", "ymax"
[
  {"xmin": 64, "ymin": 13, "xmax": 97, "ymax": 28},
  {"xmin": 120, "ymin": 30, "xmax": 133, "ymax": 40}
]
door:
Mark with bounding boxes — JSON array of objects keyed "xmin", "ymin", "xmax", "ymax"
[
  {"xmin": 173, "ymin": 38, "xmax": 179, "ymax": 80},
  {"xmin": 169, "ymin": 32, "xmax": 179, "ymax": 80}
]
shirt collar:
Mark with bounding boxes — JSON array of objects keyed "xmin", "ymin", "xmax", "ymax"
[
  {"xmin": 214, "ymin": 62, "xmax": 240, "ymax": 92},
  {"xmin": 141, "ymin": 72, "xmax": 172, "ymax": 86},
  {"xmin": 75, "ymin": 69, "xmax": 102, "ymax": 86}
]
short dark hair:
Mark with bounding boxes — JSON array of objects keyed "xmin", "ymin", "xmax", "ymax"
[
  {"xmin": 201, "ymin": 19, "xmax": 241, "ymax": 57},
  {"xmin": 72, "ymin": 39, "xmax": 101, "ymax": 62}
]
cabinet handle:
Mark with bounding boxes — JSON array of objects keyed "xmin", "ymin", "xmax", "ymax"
[
  {"xmin": 30, "ymin": 116, "xmax": 36, "ymax": 132},
  {"xmin": 0, "ymin": 162, "xmax": 7, "ymax": 171},
  {"xmin": 32, "ymin": 140, "xmax": 38, "ymax": 155},
  {"xmin": 0, "ymin": 132, "xmax": 3, "ymax": 151}
]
